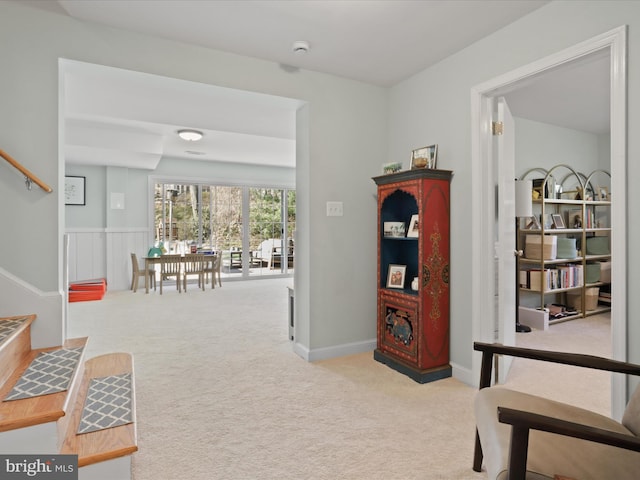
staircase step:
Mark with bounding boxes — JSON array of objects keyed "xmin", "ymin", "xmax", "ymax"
[
  {"xmin": 0, "ymin": 337, "xmax": 87, "ymax": 432},
  {"xmin": 61, "ymin": 352, "xmax": 137, "ymax": 467},
  {"xmin": 0, "ymin": 315, "xmax": 36, "ymax": 387}
]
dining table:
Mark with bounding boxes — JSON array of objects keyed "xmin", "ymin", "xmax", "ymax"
[{"xmin": 143, "ymin": 253, "xmax": 217, "ymax": 294}]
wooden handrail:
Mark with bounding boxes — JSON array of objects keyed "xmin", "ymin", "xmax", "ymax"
[{"xmin": 0, "ymin": 148, "xmax": 53, "ymax": 193}]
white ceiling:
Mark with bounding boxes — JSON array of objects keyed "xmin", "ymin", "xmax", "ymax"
[{"xmin": 19, "ymin": 0, "xmax": 610, "ymax": 170}]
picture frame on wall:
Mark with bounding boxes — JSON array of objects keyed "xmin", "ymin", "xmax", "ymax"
[
  {"xmin": 65, "ymin": 176, "xmax": 86, "ymax": 205},
  {"xmin": 386, "ymin": 264, "xmax": 406, "ymax": 289},
  {"xmin": 407, "ymin": 214, "xmax": 419, "ymax": 237}
]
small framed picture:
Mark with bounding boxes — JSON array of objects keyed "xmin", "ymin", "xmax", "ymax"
[
  {"xmin": 383, "ymin": 222, "xmax": 405, "ymax": 238},
  {"xmin": 382, "ymin": 162, "xmax": 402, "ymax": 174},
  {"xmin": 407, "ymin": 214, "xmax": 419, "ymax": 237},
  {"xmin": 411, "ymin": 144, "xmax": 438, "ymax": 169},
  {"xmin": 596, "ymin": 186, "xmax": 609, "ymax": 201},
  {"xmin": 525, "ymin": 216, "xmax": 541, "ymax": 230},
  {"xmin": 567, "ymin": 208, "xmax": 583, "ymax": 229},
  {"xmin": 551, "ymin": 213, "xmax": 565, "ymax": 229},
  {"xmin": 387, "ymin": 264, "xmax": 406, "ymax": 289},
  {"xmin": 65, "ymin": 176, "xmax": 86, "ymax": 205}
]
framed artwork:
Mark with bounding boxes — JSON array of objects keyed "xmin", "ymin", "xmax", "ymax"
[
  {"xmin": 596, "ymin": 186, "xmax": 609, "ymax": 201},
  {"xmin": 525, "ymin": 216, "xmax": 541, "ymax": 230},
  {"xmin": 65, "ymin": 176, "xmax": 86, "ymax": 205},
  {"xmin": 407, "ymin": 214, "xmax": 419, "ymax": 237},
  {"xmin": 551, "ymin": 213, "xmax": 565, "ymax": 229},
  {"xmin": 411, "ymin": 144, "xmax": 438, "ymax": 169},
  {"xmin": 567, "ymin": 208, "xmax": 583, "ymax": 229},
  {"xmin": 386, "ymin": 264, "xmax": 406, "ymax": 289},
  {"xmin": 382, "ymin": 162, "xmax": 402, "ymax": 174},
  {"xmin": 383, "ymin": 222, "xmax": 405, "ymax": 238}
]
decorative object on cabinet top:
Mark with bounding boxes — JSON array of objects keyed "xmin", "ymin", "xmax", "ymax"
[
  {"xmin": 382, "ymin": 161, "xmax": 402, "ymax": 174},
  {"xmin": 411, "ymin": 144, "xmax": 438, "ymax": 170}
]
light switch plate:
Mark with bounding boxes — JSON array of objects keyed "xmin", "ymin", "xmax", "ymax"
[{"xmin": 326, "ymin": 201, "xmax": 343, "ymax": 216}]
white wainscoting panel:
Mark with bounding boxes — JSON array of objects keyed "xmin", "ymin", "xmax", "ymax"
[{"xmin": 66, "ymin": 228, "xmax": 152, "ymax": 291}]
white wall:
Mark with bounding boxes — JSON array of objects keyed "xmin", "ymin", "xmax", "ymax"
[
  {"xmin": 514, "ymin": 117, "xmax": 605, "ymax": 176},
  {"xmin": 0, "ymin": 2, "xmax": 387, "ymax": 358},
  {"xmin": 388, "ymin": 0, "xmax": 640, "ymax": 373}
]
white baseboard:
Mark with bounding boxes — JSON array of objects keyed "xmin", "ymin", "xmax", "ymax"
[
  {"xmin": 450, "ymin": 362, "xmax": 475, "ymax": 387},
  {"xmin": 294, "ymin": 341, "xmax": 475, "ymax": 388},
  {"xmin": 293, "ymin": 339, "xmax": 376, "ymax": 362}
]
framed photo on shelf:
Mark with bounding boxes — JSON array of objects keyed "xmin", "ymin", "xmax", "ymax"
[
  {"xmin": 407, "ymin": 214, "xmax": 419, "ymax": 237},
  {"xmin": 383, "ymin": 222, "xmax": 405, "ymax": 237},
  {"xmin": 551, "ymin": 213, "xmax": 565, "ymax": 229},
  {"xmin": 596, "ymin": 186, "xmax": 609, "ymax": 201},
  {"xmin": 567, "ymin": 208, "xmax": 583, "ymax": 229},
  {"xmin": 411, "ymin": 144, "xmax": 438, "ymax": 169},
  {"xmin": 64, "ymin": 176, "xmax": 86, "ymax": 206},
  {"xmin": 386, "ymin": 264, "xmax": 406, "ymax": 289},
  {"xmin": 525, "ymin": 216, "xmax": 541, "ymax": 230}
]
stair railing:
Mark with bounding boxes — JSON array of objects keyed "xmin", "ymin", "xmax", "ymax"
[{"xmin": 1, "ymin": 148, "xmax": 53, "ymax": 193}]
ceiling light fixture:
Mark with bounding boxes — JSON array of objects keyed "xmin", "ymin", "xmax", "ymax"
[
  {"xmin": 292, "ymin": 40, "xmax": 310, "ymax": 54},
  {"xmin": 177, "ymin": 129, "xmax": 203, "ymax": 141}
]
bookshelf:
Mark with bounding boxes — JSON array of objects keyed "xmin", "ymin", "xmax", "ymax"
[{"xmin": 518, "ymin": 165, "xmax": 611, "ymax": 324}]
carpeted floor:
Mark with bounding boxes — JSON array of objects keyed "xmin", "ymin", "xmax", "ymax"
[{"xmin": 67, "ymin": 278, "xmax": 610, "ymax": 479}]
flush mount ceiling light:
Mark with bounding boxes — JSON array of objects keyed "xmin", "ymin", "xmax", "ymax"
[
  {"xmin": 177, "ymin": 129, "xmax": 203, "ymax": 141},
  {"xmin": 292, "ymin": 40, "xmax": 310, "ymax": 54}
]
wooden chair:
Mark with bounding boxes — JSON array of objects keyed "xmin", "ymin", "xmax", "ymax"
[
  {"xmin": 130, "ymin": 253, "xmax": 155, "ymax": 293},
  {"xmin": 473, "ymin": 342, "xmax": 640, "ymax": 480},
  {"xmin": 203, "ymin": 254, "xmax": 222, "ymax": 289},
  {"xmin": 159, "ymin": 255, "xmax": 182, "ymax": 294},
  {"xmin": 183, "ymin": 253, "xmax": 205, "ymax": 291}
]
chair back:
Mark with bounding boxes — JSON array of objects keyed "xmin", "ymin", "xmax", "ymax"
[
  {"xmin": 184, "ymin": 253, "xmax": 205, "ymax": 274},
  {"xmin": 161, "ymin": 254, "xmax": 182, "ymax": 275},
  {"xmin": 131, "ymin": 253, "xmax": 141, "ymax": 274}
]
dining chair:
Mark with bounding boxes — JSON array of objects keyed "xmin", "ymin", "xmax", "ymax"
[
  {"xmin": 159, "ymin": 254, "xmax": 182, "ymax": 294},
  {"xmin": 183, "ymin": 253, "xmax": 205, "ymax": 291},
  {"xmin": 130, "ymin": 253, "xmax": 156, "ymax": 293},
  {"xmin": 203, "ymin": 254, "xmax": 222, "ymax": 289}
]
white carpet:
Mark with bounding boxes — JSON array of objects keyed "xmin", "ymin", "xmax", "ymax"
[{"xmin": 68, "ymin": 279, "xmax": 610, "ymax": 479}]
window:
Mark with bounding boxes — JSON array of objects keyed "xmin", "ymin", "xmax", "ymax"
[{"xmin": 154, "ymin": 182, "xmax": 294, "ymax": 279}]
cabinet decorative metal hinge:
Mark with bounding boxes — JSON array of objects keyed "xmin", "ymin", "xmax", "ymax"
[{"xmin": 492, "ymin": 121, "xmax": 504, "ymax": 135}]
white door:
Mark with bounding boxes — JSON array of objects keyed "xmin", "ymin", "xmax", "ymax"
[{"xmin": 495, "ymin": 97, "xmax": 516, "ymax": 382}]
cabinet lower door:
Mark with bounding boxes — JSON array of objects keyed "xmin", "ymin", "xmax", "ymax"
[{"xmin": 378, "ymin": 292, "xmax": 419, "ymax": 366}]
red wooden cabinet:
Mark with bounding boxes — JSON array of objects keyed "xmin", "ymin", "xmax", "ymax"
[{"xmin": 372, "ymin": 169, "xmax": 453, "ymax": 383}]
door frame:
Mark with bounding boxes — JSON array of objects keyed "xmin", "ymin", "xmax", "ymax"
[{"xmin": 470, "ymin": 26, "xmax": 627, "ymax": 418}]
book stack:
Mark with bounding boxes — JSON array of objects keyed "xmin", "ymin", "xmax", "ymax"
[{"xmin": 520, "ymin": 264, "xmax": 583, "ymax": 291}]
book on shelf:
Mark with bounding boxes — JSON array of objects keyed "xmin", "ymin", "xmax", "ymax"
[{"xmin": 522, "ymin": 264, "xmax": 583, "ymax": 291}]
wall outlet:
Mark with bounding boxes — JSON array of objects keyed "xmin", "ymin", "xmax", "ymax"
[{"xmin": 326, "ymin": 201, "xmax": 343, "ymax": 216}]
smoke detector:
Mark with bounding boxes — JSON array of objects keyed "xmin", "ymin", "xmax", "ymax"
[{"xmin": 292, "ymin": 41, "xmax": 310, "ymax": 54}]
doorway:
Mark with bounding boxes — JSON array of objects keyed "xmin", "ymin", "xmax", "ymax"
[{"xmin": 470, "ymin": 26, "xmax": 627, "ymax": 417}]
